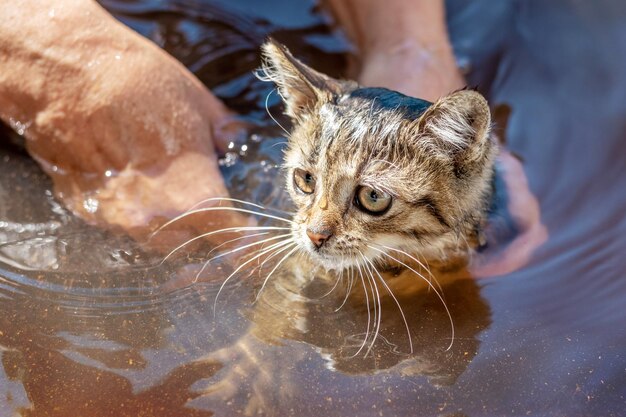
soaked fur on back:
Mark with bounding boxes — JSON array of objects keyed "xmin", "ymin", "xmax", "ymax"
[{"xmin": 259, "ymin": 40, "xmax": 497, "ymax": 272}]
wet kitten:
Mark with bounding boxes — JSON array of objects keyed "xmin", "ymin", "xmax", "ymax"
[{"xmin": 259, "ymin": 40, "xmax": 497, "ymax": 273}]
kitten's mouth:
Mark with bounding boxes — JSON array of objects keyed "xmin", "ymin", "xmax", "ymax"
[
  {"xmin": 301, "ymin": 244, "xmax": 363, "ymax": 269},
  {"xmin": 308, "ymin": 252, "xmax": 349, "ymax": 269},
  {"xmin": 292, "ymin": 227, "xmax": 362, "ymax": 268}
]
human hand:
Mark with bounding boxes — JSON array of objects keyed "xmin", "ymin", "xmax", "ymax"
[
  {"xmin": 0, "ymin": 0, "xmax": 249, "ymax": 247},
  {"xmin": 469, "ymin": 150, "xmax": 548, "ymax": 277},
  {"xmin": 325, "ymin": 0, "xmax": 546, "ymax": 275},
  {"xmin": 326, "ymin": 0, "xmax": 464, "ymax": 101},
  {"xmin": 357, "ymin": 39, "xmax": 465, "ymax": 101}
]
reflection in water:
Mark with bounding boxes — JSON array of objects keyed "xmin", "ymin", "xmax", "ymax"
[
  {"xmin": 250, "ymin": 262, "xmax": 491, "ymax": 385},
  {"xmin": 2, "ymin": 0, "xmax": 626, "ymax": 416},
  {"xmin": 0, "ymin": 286, "xmax": 222, "ymax": 417}
]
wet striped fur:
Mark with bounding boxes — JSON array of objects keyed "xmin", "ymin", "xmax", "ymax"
[{"xmin": 259, "ymin": 40, "xmax": 497, "ymax": 271}]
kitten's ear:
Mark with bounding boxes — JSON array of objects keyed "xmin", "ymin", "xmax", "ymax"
[
  {"xmin": 417, "ymin": 90, "xmax": 491, "ymax": 159},
  {"xmin": 259, "ymin": 39, "xmax": 342, "ymax": 119}
]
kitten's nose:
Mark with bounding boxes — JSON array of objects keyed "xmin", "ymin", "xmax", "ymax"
[{"xmin": 306, "ymin": 228, "xmax": 332, "ymax": 248}]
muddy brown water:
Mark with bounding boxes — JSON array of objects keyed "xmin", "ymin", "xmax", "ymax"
[{"xmin": 1, "ymin": 0, "xmax": 626, "ymax": 416}]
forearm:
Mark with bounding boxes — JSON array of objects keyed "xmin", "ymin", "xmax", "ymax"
[
  {"xmin": 325, "ymin": 0, "xmax": 452, "ymax": 58},
  {"xmin": 323, "ymin": 0, "xmax": 463, "ymax": 99},
  {"xmin": 0, "ymin": 0, "xmax": 227, "ymax": 172},
  {"xmin": 0, "ymin": 0, "xmax": 241, "ymax": 238}
]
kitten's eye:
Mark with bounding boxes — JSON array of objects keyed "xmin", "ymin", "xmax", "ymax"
[
  {"xmin": 355, "ymin": 186, "xmax": 392, "ymax": 214},
  {"xmin": 293, "ymin": 169, "xmax": 316, "ymax": 194}
]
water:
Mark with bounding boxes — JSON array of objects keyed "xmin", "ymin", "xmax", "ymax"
[{"xmin": 1, "ymin": 0, "xmax": 626, "ymax": 415}]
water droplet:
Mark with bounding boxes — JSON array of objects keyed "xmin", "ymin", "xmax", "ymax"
[
  {"xmin": 456, "ymin": 56, "xmax": 472, "ymax": 75},
  {"xmin": 228, "ymin": 142, "xmax": 235, "ymax": 150},
  {"xmin": 83, "ymin": 198, "xmax": 99, "ymax": 214},
  {"xmin": 218, "ymin": 152, "xmax": 239, "ymax": 167},
  {"xmin": 104, "ymin": 170, "xmax": 112, "ymax": 177},
  {"xmin": 8, "ymin": 118, "xmax": 30, "ymax": 136}
]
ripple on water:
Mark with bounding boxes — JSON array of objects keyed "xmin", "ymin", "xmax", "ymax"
[{"xmin": 1, "ymin": 0, "xmax": 626, "ymax": 416}]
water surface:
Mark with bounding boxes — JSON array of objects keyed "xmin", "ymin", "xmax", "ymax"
[{"xmin": 1, "ymin": 0, "xmax": 625, "ymax": 416}]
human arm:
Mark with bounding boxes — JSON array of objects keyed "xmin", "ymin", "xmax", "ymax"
[
  {"xmin": 324, "ymin": 0, "xmax": 464, "ymax": 100},
  {"xmin": 325, "ymin": 0, "xmax": 547, "ymax": 275},
  {"xmin": 0, "ymin": 0, "xmax": 246, "ymax": 244}
]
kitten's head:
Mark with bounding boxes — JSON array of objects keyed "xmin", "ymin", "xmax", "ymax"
[{"xmin": 260, "ymin": 40, "xmax": 496, "ymax": 269}]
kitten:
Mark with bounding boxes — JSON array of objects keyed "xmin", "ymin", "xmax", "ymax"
[{"xmin": 259, "ymin": 39, "xmax": 497, "ymax": 274}]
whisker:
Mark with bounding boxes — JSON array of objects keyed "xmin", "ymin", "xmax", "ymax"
[
  {"xmin": 244, "ymin": 241, "xmax": 277, "ymax": 279},
  {"xmin": 212, "ymin": 239, "xmax": 294, "ymax": 315},
  {"xmin": 186, "ymin": 196, "xmax": 294, "ymax": 217},
  {"xmin": 360, "ymin": 252, "xmax": 382, "ymax": 356},
  {"xmin": 319, "ymin": 254, "xmax": 346, "ymax": 299},
  {"xmin": 188, "ymin": 196, "xmax": 263, "ymax": 212},
  {"xmin": 257, "ymin": 238, "xmax": 296, "ymax": 274},
  {"xmin": 320, "ymin": 269, "xmax": 343, "ymax": 299},
  {"xmin": 368, "ymin": 245, "xmax": 455, "ymax": 351},
  {"xmin": 160, "ymin": 226, "xmax": 289, "ymax": 264},
  {"xmin": 351, "ymin": 261, "xmax": 372, "ymax": 358},
  {"xmin": 265, "ymin": 88, "xmax": 290, "ymax": 136},
  {"xmin": 196, "ymin": 237, "xmax": 292, "ymax": 284},
  {"xmin": 204, "ymin": 231, "xmax": 270, "ymax": 259},
  {"xmin": 415, "ymin": 252, "xmax": 439, "ymax": 294},
  {"xmin": 378, "ymin": 244, "xmax": 443, "ymax": 294},
  {"xmin": 201, "ymin": 233, "xmax": 293, "ymax": 265},
  {"xmin": 254, "ymin": 244, "xmax": 299, "ymax": 303},
  {"xmin": 360, "ymin": 258, "xmax": 379, "ymax": 357},
  {"xmin": 270, "ymin": 141, "xmax": 289, "ymax": 149},
  {"xmin": 335, "ymin": 266, "xmax": 355, "ymax": 312},
  {"xmin": 152, "ymin": 206, "xmax": 295, "ymax": 237},
  {"xmin": 363, "ymin": 251, "xmax": 414, "ymax": 354}
]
